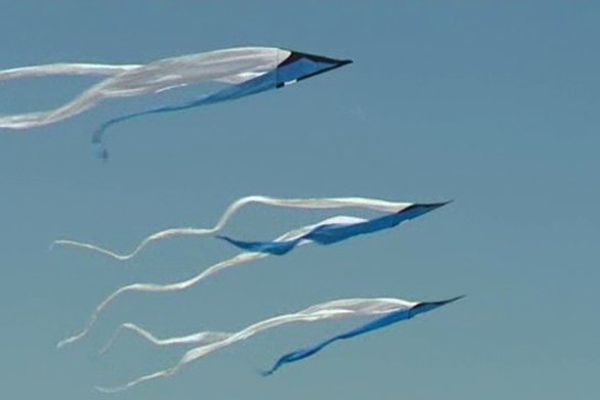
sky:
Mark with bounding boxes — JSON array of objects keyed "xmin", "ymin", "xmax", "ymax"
[{"xmin": 0, "ymin": 1, "xmax": 598, "ymax": 399}]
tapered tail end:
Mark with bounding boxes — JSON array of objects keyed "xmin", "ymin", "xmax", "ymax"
[{"xmin": 259, "ymin": 367, "xmax": 276, "ymax": 377}]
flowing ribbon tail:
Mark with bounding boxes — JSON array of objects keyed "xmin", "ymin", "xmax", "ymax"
[
  {"xmin": 51, "ymin": 195, "xmax": 423, "ymax": 261},
  {"xmin": 91, "ymin": 70, "xmax": 277, "ymax": 155}
]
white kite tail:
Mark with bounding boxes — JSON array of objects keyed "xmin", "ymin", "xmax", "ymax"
[
  {"xmin": 0, "ymin": 63, "xmax": 141, "ymax": 81},
  {"xmin": 0, "ymin": 47, "xmax": 285, "ymax": 130},
  {"xmin": 0, "ymin": 63, "xmax": 141, "ymax": 130},
  {"xmin": 0, "ymin": 90, "xmax": 104, "ymax": 129},
  {"xmin": 96, "ymin": 298, "xmax": 415, "ymax": 393},
  {"xmin": 99, "ymin": 323, "xmax": 232, "ymax": 356},
  {"xmin": 56, "ymin": 251, "xmax": 268, "ymax": 350},
  {"xmin": 56, "ymin": 220, "xmax": 318, "ymax": 350},
  {"xmin": 52, "ymin": 195, "xmax": 413, "ymax": 261}
]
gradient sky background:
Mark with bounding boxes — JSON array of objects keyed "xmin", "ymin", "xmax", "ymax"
[{"xmin": 1, "ymin": 1, "xmax": 598, "ymax": 399}]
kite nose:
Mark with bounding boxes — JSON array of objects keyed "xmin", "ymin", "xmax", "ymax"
[
  {"xmin": 430, "ymin": 200, "xmax": 453, "ymax": 209},
  {"xmin": 431, "ymin": 295, "xmax": 466, "ymax": 307},
  {"xmin": 325, "ymin": 58, "xmax": 352, "ymax": 71},
  {"xmin": 319, "ymin": 57, "xmax": 352, "ymax": 75},
  {"xmin": 414, "ymin": 200, "xmax": 453, "ymax": 213},
  {"xmin": 285, "ymin": 50, "xmax": 353, "ymax": 71},
  {"xmin": 444, "ymin": 295, "xmax": 466, "ymax": 304}
]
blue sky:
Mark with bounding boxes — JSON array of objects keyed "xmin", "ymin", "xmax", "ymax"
[{"xmin": 0, "ymin": 1, "xmax": 598, "ymax": 399}]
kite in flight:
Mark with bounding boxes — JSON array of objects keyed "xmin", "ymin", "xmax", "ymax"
[
  {"xmin": 263, "ymin": 295, "xmax": 463, "ymax": 376},
  {"xmin": 55, "ymin": 196, "xmax": 448, "ymax": 349},
  {"xmin": 53, "ymin": 195, "xmax": 445, "ymax": 260},
  {"xmin": 0, "ymin": 47, "xmax": 351, "ymax": 157},
  {"xmin": 96, "ymin": 295, "xmax": 463, "ymax": 392},
  {"xmin": 217, "ymin": 202, "xmax": 448, "ymax": 255}
]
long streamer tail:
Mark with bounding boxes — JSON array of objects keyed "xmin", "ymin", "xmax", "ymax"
[
  {"xmin": 99, "ymin": 322, "xmax": 231, "ymax": 356},
  {"xmin": 51, "ymin": 195, "xmax": 418, "ymax": 260},
  {"xmin": 56, "ymin": 251, "xmax": 267, "ymax": 349},
  {"xmin": 0, "ymin": 63, "xmax": 140, "ymax": 81}
]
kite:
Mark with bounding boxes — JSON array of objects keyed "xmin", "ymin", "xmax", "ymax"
[
  {"xmin": 56, "ymin": 197, "xmax": 448, "ymax": 349},
  {"xmin": 53, "ymin": 195, "xmax": 444, "ymax": 260},
  {"xmin": 0, "ymin": 47, "xmax": 351, "ymax": 156},
  {"xmin": 262, "ymin": 295, "xmax": 463, "ymax": 376},
  {"xmin": 96, "ymin": 295, "xmax": 462, "ymax": 392},
  {"xmin": 217, "ymin": 203, "xmax": 448, "ymax": 255}
]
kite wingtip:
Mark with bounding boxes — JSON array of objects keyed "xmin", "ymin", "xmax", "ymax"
[
  {"xmin": 433, "ymin": 199, "xmax": 454, "ymax": 208},
  {"xmin": 415, "ymin": 200, "xmax": 454, "ymax": 214},
  {"xmin": 433, "ymin": 294, "xmax": 465, "ymax": 307},
  {"xmin": 414, "ymin": 200, "xmax": 453, "ymax": 214},
  {"xmin": 414, "ymin": 294, "xmax": 466, "ymax": 314},
  {"xmin": 447, "ymin": 294, "xmax": 466, "ymax": 303}
]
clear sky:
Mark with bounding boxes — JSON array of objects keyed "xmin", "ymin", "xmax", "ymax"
[{"xmin": 1, "ymin": 1, "xmax": 598, "ymax": 399}]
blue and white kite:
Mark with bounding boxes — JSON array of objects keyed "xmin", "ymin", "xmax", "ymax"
[
  {"xmin": 55, "ymin": 196, "xmax": 448, "ymax": 349},
  {"xmin": 263, "ymin": 295, "xmax": 464, "ymax": 376},
  {"xmin": 0, "ymin": 47, "xmax": 351, "ymax": 157},
  {"xmin": 54, "ymin": 195, "xmax": 444, "ymax": 260},
  {"xmin": 217, "ymin": 203, "xmax": 448, "ymax": 255},
  {"xmin": 96, "ymin": 295, "xmax": 462, "ymax": 392}
]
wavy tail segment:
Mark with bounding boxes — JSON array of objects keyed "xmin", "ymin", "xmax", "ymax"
[
  {"xmin": 50, "ymin": 195, "xmax": 418, "ymax": 261},
  {"xmin": 0, "ymin": 63, "xmax": 140, "ymax": 81},
  {"xmin": 98, "ymin": 322, "xmax": 232, "ymax": 356},
  {"xmin": 56, "ymin": 251, "xmax": 267, "ymax": 349}
]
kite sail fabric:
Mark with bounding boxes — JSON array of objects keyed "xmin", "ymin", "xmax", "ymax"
[
  {"xmin": 218, "ymin": 203, "xmax": 448, "ymax": 255},
  {"xmin": 56, "ymin": 198, "xmax": 447, "ymax": 349},
  {"xmin": 0, "ymin": 47, "xmax": 351, "ymax": 157},
  {"xmin": 52, "ymin": 195, "xmax": 437, "ymax": 261},
  {"xmin": 96, "ymin": 296, "xmax": 461, "ymax": 392}
]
